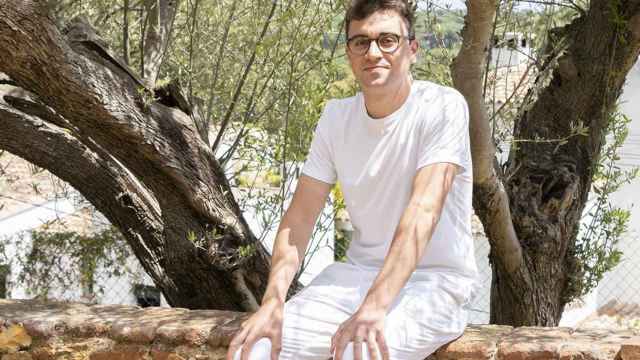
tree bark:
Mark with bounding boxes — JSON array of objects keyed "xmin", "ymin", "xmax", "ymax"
[
  {"xmin": 454, "ymin": 0, "xmax": 640, "ymax": 325},
  {"xmin": 452, "ymin": 0, "xmax": 523, "ymax": 275},
  {"xmin": 0, "ymin": 1, "xmax": 294, "ymax": 311}
]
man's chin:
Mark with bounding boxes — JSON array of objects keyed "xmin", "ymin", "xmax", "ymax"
[{"xmin": 359, "ymin": 76, "xmax": 389, "ymax": 89}]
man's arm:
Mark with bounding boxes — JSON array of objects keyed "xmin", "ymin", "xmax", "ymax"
[
  {"xmin": 261, "ymin": 174, "xmax": 333, "ymax": 306},
  {"xmin": 361, "ymin": 162, "xmax": 460, "ymax": 312},
  {"xmin": 228, "ymin": 174, "xmax": 332, "ymax": 360}
]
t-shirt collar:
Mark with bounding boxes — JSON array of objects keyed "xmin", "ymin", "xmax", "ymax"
[{"xmin": 359, "ymin": 81, "xmax": 417, "ymax": 136}]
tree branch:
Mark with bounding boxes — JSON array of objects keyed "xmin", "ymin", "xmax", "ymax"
[
  {"xmin": 0, "ymin": 1, "xmax": 273, "ymax": 309},
  {"xmin": 0, "ymin": 102, "xmax": 168, "ymax": 287},
  {"xmin": 205, "ymin": 0, "xmax": 238, "ymax": 124},
  {"xmin": 142, "ymin": 0, "xmax": 178, "ymax": 86},
  {"xmin": 452, "ymin": 0, "xmax": 523, "ymax": 274},
  {"xmin": 123, "ymin": 0, "xmax": 131, "ymax": 66},
  {"xmin": 0, "ymin": 6, "xmax": 245, "ymax": 242},
  {"xmin": 517, "ymin": 0, "xmax": 585, "ymax": 14},
  {"xmin": 211, "ymin": 0, "xmax": 278, "ymax": 153}
]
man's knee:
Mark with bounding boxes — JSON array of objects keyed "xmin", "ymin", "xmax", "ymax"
[{"xmin": 233, "ymin": 337, "xmax": 272, "ymax": 360}]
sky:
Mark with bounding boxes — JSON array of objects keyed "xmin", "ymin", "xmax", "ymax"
[
  {"xmin": 425, "ymin": 0, "xmax": 543, "ymax": 11},
  {"xmin": 427, "ymin": 0, "xmax": 466, "ymax": 9}
]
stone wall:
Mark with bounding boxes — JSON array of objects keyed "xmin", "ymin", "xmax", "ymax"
[{"xmin": 0, "ymin": 299, "xmax": 638, "ymax": 359}]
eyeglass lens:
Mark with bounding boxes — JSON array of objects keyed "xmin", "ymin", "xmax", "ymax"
[{"xmin": 348, "ymin": 34, "xmax": 401, "ymax": 55}]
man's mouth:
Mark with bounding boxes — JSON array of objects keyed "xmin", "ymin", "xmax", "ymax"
[{"xmin": 364, "ymin": 65, "xmax": 389, "ymax": 71}]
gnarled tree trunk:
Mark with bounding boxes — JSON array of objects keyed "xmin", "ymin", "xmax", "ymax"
[
  {"xmin": 453, "ymin": 0, "xmax": 640, "ymax": 325},
  {"xmin": 0, "ymin": 0, "xmax": 304, "ymax": 311}
]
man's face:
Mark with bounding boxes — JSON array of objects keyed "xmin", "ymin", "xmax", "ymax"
[{"xmin": 346, "ymin": 10, "xmax": 418, "ymax": 92}]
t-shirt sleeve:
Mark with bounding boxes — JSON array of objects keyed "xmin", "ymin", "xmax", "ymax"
[
  {"xmin": 301, "ymin": 101, "xmax": 337, "ymax": 184},
  {"xmin": 416, "ymin": 91, "xmax": 470, "ymax": 174}
]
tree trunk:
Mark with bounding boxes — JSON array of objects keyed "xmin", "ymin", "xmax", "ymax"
[
  {"xmin": 493, "ymin": 1, "xmax": 640, "ymax": 325},
  {"xmin": 0, "ymin": 1, "xmax": 305, "ymax": 311},
  {"xmin": 454, "ymin": 0, "xmax": 640, "ymax": 325}
]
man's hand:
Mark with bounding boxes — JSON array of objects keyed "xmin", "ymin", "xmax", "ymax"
[
  {"xmin": 330, "ymin": 304, "xmax": 390, "ymax": 360},
  {"xmin": 226, "ymin": 298, "xmax": 284, "ymax": 360}
]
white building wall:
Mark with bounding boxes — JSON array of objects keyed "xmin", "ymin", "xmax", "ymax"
[
  {"xmin": 490, "ymin": 33, "xmax": 534, "ymax": 68},
  {"xmin": 594, "ymin": 58, "xmax": 640, "ymax": 307},
  {"xmin": 0, "ymin": 199, "xmax": 78, "ymax": 300}
]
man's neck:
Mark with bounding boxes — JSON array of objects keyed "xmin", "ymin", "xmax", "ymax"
[{"xmin": 362, "ymin": 76, "xmax": 413, "ymax": 119}]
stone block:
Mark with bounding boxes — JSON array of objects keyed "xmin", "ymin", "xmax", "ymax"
[
  {"xmin": 617, "ymin": 337, "xmax": 640, "ymax": 360},
  {"xmin": 207, "ymin": 312, "xmax": 250, "ymax": 348},
  {"xmin": 150, "ymin": 348, "xmax": 185, "ymax": 360},
  {"xmin": 497, "ymin": 326, "xmax": 572, "ymax": 360},
  {"xmin": 560, "ymin": 329, "xmax": 638, "ymax": 360},
  {"xmin": 0, "ymin": 325, "xmax": 32, "ymax": 354},
  {"xmin": 89, "ymin": 344, "xmax": 149, "ymax": 360},
  {"xmin": 109, "ymin": 307, "xmax": 189, "ymax": 344},
  {"xmin": 1, "ymin": 353, "xmax": 32, "ymax": 360},
  {"xmin": 61, "ymin": 302, "xmax": 111, "ymax": 338},
  {"xmin": 436, "ymin": 324, "xmax": 513, "ymax": 359},
  {"xmin": 155, "ymin": 310, "xmax": 238, "ymax": 347}
]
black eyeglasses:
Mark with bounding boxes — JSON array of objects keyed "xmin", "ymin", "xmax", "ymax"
[{"xmin": 346, "ymin": 32, "xmax": 413, "ymax": 56}]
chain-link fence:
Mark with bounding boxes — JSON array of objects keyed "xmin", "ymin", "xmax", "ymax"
[
  {"xmin": 598, "ymin": 230, "xmax": 640, "ymax": 306},
  {"xmin": 2, "ymin": 149, "xmax": 639, "ymax": 327},
  {"xmin": 467, "ymin": 231, "xmax": 492, "ymax": 324},
  {"xmin": 0, "ymin": 151, "xmax": 337, "ymax": 309},
  {"xmin": 588, "ymin": 228, "xmax": 640, "ymax": 329},
  {"xmin": 465, "ymin": 220, "xmax": 640, "ymax": 327}
]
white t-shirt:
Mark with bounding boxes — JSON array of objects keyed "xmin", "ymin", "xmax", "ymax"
[{"xmin": 302, "ymin": 80, "xmax": 477, "ymax": 279}]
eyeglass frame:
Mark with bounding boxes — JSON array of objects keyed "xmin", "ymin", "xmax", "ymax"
[{"xmin": 345, "ymin": 32, "xmax": 415, "ymax": 56}]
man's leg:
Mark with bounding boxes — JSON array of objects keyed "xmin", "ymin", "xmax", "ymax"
[
  {"xmin": 333, "ymin": 271, "xmax": 470, "ymax": 360},
  {"xmin": 337, "ymin": 342, "xmax": 382, "ymax": 359},
  {"xmin": 233, "ymin": 265, "xmax": 472, "ymax": 360},
  {"xmin": 233, "ymin": 262, "xmax": 360, "ymax": 360},
  {"xmin": 232, "ymin": 334, "xmax": 383, "ymax": 360},
  {"xmin": 379, "ymin": 272, "xmax": 472, "ymax": 360}
]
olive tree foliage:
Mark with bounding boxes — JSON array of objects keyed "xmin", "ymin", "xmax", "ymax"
[
  {"xmin": 11, "ymin": 227, "xmax": 131, "ymax": 301},
  {"xmin": 0, "ymin": 0, "xmax": 343, "ymax": 310}
]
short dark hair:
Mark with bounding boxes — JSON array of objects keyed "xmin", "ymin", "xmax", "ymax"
[{"xmin": 345, "ymin": 0, "xmax": 417, "ymax": 39}]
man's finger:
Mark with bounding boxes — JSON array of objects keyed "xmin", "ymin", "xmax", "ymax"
[
  {"xmin": 354, "ymin": 340, "xmax": 363, "ymax": 360},
  {"xmin": 354, "ymin": 326, "xmax": 366, "ymax": 360},
  {"xmin": 270, "ymin": 336, "xmax": 282, "ymax": 360},
  {"xmin": 367, "ymin": 330, "xmax": 379, "ymax": 360},
  {"xmin": 330, "ymin": 333, "xmax": 333, "ymax": 354},
  {"xmin": 376, "ymin": 330, "xmax": 391, "ymax": 360},
  {"xmin": 330, "ymin": 326, "xmax": 341, "ymax": 355},
  {"xmin": 240, "ymin": 336, "xmax": 258, "ymax": 360},
  {"xmin": 226, "ymin": 327, "xmax": 249, "ymax": 360},
  {"xmin": 334, "ymin": 338, "xmax": 347, "ymax": 360}
]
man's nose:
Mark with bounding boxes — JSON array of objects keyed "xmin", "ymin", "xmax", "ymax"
[{"xmin": 365, "ymin": 39, "xmax": 383, "ymax": 59}]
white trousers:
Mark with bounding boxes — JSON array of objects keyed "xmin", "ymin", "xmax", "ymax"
[{"xmin": 234, "ymin": 261, "xmax": 474, "ymax": 360}]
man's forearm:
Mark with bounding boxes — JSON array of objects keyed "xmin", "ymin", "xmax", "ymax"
[
  {"xmin": 261, "ymin": 216, "xmax": 314, "ymax": 305},
  {"xmin": 361, "ymin": 204, "xmax": 439, "ymax": 312}
]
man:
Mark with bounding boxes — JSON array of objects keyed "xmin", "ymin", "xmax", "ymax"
[{"xmin": 227, "ymin": 1, "xmax": 477, "ymax": 359}]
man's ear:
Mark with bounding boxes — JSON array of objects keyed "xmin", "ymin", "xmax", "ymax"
[{"xmin": 410, "ymin": 39, "xmax": 419, "ymax": 64}]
